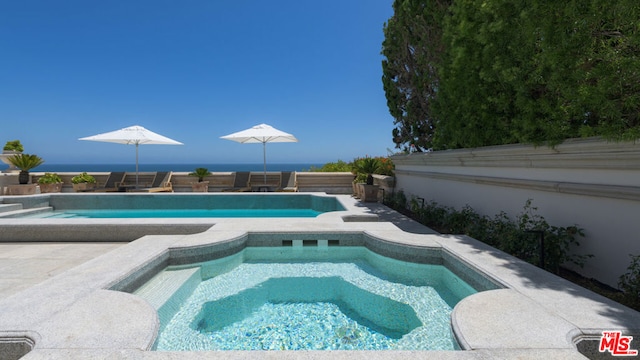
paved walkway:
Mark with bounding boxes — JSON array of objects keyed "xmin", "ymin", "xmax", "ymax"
[
  {"xmin": 361, "ymin": 201, "xmax": 438, "ymax": 234},
  {"xmin": 0, "ymin": 242, "xmax": 124, "ymax": 299}
]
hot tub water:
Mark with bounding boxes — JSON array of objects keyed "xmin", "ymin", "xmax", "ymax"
[{"xmin": 136, "ymin": 247, "xmax": 478, "ymax": 351}]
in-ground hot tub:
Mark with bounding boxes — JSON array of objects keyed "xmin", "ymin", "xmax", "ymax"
[{"xmin": 121, "ymin": 233, "xmax": 502, "ymax": 351}]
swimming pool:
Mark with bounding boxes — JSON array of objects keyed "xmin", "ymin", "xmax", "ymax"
[
  {"xmin": 131, "ymin": 244, "xmax": 493, "ymax": 351},
  {"xmin": 29, "ymin": 209, "xmax": 323, "ymax": 218},
  {"xmin": 6, "ymin": 193, "xmax": 345, "ymax": 219}
]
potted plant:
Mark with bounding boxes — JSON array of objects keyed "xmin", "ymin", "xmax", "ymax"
[
  {"xmin": 3, "ymin": 140, "xmax": 24, "ymax": 153},
  {"xmin": 189, "ymin": 167, "xmax": 211, "ymax": 192},
  {"xmin": 38, "ymin": 172, "xmax": 64, "ymax": 193},
  {"xmin": 352, "ymin": 172, "xmax": 367, "ymax": 198},
  {"xmin": 8, "ymin": 153, "xmax": 44, "ymax": 184},
  {"xmin": 71, "ymin": 172, "xmax": 97, "ymax": 191},
  {"xmin": 352, "ymin": 157, "xmax": 381, "ymax": 202},
  {"xmin": 0, "ymin": 140, "xmax": 24, "ymax": 172}
]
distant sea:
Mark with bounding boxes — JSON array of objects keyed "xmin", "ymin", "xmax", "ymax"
[{"xmin": 31, "ymin": 163, "xmax": 324, "ymax": 173}]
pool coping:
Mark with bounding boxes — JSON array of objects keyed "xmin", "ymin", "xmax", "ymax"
[{"xmin": 0, "ymin": 195, "xmax": 638, "ymax": 359}]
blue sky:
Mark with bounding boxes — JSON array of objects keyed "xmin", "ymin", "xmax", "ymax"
[{"xmin": 0, "ymin": 1, "xmax": 396, "ymax": 165}]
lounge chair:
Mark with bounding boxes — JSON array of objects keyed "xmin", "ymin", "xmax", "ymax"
[
  {"xmin": 222, "ymin": 171, "xmax": 251, "ymax": 192},
  {"xmin": 247, "ymin": 171, "xmax": 281, "ymax": 192},
  {"xmin": 277, "ymin": 171, "xmax": 298, "ymax": 192},
  {"xmin": 116, "ymin": 172, "xmax": 156, "ymax": 190},
  {"xmin": 129, "ymin": 171, "xmax": 173, "ymax": 192},
  {"xmin": 88, "ymin": 172, "xmax": 126, "ymax": 192}
]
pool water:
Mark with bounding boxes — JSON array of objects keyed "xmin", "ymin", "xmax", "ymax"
[
  {"xmin": 31, "ymin": 208, "xmax": 322, "ymax": 218},
  {"xmin": 16, "ymin": 193, "xmax": 343, "ymax": 219},
  {"xmin": 137, "ymin": 247, "xmax": 477, "ymax": 351}
]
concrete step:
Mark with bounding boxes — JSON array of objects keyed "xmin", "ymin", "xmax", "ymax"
[
  {"xmin": 0, "ymin": 206, "xmax": 54, "ymax": 218},
  {"xmin": 0, "ymin": 203, "xmax": 23, "ymax": 214}
]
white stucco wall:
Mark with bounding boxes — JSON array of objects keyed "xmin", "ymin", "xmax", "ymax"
[{"xmin": 391, "ymin": 137, "xmax": 640, "ymax": 288}]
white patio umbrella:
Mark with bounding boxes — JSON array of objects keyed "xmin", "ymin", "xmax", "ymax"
[
  {"xmin": 220, "ymin": 123, "xmax": 298, "ymax": 183},
  {"xmin": 79, "ymin": 125, "xmax": 183, "ymax": 187}
]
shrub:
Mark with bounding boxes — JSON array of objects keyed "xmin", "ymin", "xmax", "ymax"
[
  {"xmin": 71, "ymin": 172, "xmax": 96, "ymax": 184},
  {"xmin": 309, "ymin": 160, "xmax": 352, "ymax": 172},
  {"xmin": 3, "ymin": 140, "xmax": 23, "ymax": 152},
  {"xmin": 37, "ymin": 173, "xmax": 63, "ymax": 184},
  {"xmin": 376, "ymin": 156, "xmax": 395, "ymax": 176},
  {"xmin": 386, "ymin": 197, "xmax": 591, "ymax": 274},
  {"xmin": 384, "ymin": 190, "xmax": 407, "ymax": 210},
  {"xmin": 312, "ymin": 157, "xmax": 394, "ymax": 176},
  {"xmin": 619, "ymin": 254, "xmax": 640, "ymax": 310}
]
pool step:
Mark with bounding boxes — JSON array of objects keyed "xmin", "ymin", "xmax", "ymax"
[
  {"xmin": 134, "ymin": 267, "xmax": 201, "ymax": 310},
  {"xmin": 0, "ymin": 206, "xmax": 53, "ymax": 218},
  {"xmin": 134, "ymin": 267, "xmax": 201, "ymax": 334},
  {"xmin": 0, "ymin": 203, "xmax": 23, "ymax": 214}
]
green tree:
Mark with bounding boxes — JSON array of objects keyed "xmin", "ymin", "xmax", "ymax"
[
  {"xmin": 384, "ymin": 0, "xmax": 640, "ymax": 150},
  {"xmin": 382, "ymin": 0, "xmax": 451, "ymax": 152},
  {"xmin": 433, "ymin": 0, "xmax": 525, "ymax": 148},
  {"xmin": 511, "ymin": 0, "xmax": 640, "ymax": 145}
]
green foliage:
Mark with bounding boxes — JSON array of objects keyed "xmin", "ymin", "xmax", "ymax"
[
  {"xmin": 7, "ymin": 153, "xmax": 44, "ymax": 171},
  {"xmin": 353, "ymin": 173, "xmax": 368, "ymax": 184},
  {"xmin": 352, "ymin": 157, "xmax": 382, "ymax": 185},
  {"xmin": 3, "ymin": 140, "xmax": 23, "ymax": 152},
  {"xmin": 37, "ymin": 173, "xmax": 62, "ymax": 184},
  {"xmin": 376, "ymin": 157, "xmax": 395, "ymax": 176},
  {"xmin": 71, "ymin": 172, "xmax": 96, "ymax": 184},
  {"xmin": 503, "ymin": 199, "xmax": 591, "ymax": 273},
  {"xmin": 382, "ymin": 0, "xmax": 451, "ymax": 152},
  {"xmin": 618, "ymin": 254, "xmax": 640, "ymax": 309},
  {"xmin": 189, "ymin": 167, "xmax": 211, "ymax": 182},
  {"xmin": 433, "ymin": 0, "xmax": 523, "ymax": 148},
  {"xmin": 383, "ymin": 0, "xmax": 640, "ymax": 150},
  {"xmin": 386, "ymin": 196, "xmax": 591, "ymax": 274},
  {"xmin": 312, "ymin": 157, "xmax": 394, "ymax": 175},
  {"xmin": 309, "ymin": 160, "xmax": 352, "ymax": 172},
  {"xmin": 353, "ymin": 157, "xmax": 381, "ymax": 175},
  {"xmin": 384, "ymin": 189, "xmax": 407, "ymax": 210},
  {"xmin": 311, "ymin": 157, "xmax": 395, "ymax": 185}
]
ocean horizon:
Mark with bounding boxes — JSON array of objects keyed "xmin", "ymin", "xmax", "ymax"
[{"xmin": 30, "ymin": 163, "xmax": 325, "ymax": 173}]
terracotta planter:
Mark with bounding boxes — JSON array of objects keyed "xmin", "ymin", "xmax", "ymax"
[
  {"xmin": 352, "ymin": 182, "xmax": 360, "ymax": 197},
  {"xmin": 6, "ymin": 184, "xmax": 37, "ymax": 196},
  {"xmin": 39, "ymin": 183, "xmax": 63, "ymax": 193},
  {"xmin": 355, "ymin": 183, "xmax": 365, "ymax": 199},
  {"xmin": 73, "ymin": 183, "xmax": 96, "ymax": 192},
  {"xmin": 191, "ymin": 181, "xmax": 209, "ymax": 192},
  {"xmin": 360, "ymin": 184, "xmax": 380, "ymax": 202}
]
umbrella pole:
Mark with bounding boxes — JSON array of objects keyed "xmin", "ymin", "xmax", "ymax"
[
  {"xmin": 135, "ymin": 143, "xmax": 139, "ymax": 188},
  {"xmin": 262, "ymin": 141, "xmax": 267, "ymax": 184}
]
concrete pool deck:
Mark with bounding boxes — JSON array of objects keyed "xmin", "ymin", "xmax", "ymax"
[{"xmin": 0, "ymin": 195, "xmax": 638, "ymax": 359}]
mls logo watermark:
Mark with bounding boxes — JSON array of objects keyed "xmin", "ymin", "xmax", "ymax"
[{"xmin": 599, "ymin": 331, "xmax": 638, "ymax": 356}]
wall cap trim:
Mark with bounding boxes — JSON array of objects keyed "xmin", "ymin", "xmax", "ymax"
[
  {"xmin": 396, "ymin": 169, "xmax": 640, "ymax": 202},
  {"xmin": 391, "ymin": 137, "xmax": 640, "ymax": 169}
]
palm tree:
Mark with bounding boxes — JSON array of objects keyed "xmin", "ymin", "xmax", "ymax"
[
  {"xmin": 353, "ymin": 157, "xmax": 381, "ymax": 185},
  {"xmin": 189, "ymin": 167, "xmax": 212, "ymax": 182},
  {"xmin": 8, "ymin": 154, "xmax": 44, "ymax": 184}
]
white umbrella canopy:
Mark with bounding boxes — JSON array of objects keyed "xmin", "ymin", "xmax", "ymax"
[
  {"xmin": 220, "ymin": 123, "xmax": 298, "ymax": 183},
  {"xmin": 79, "ymin": 125, "xmax": 183, "ymax": 187}
]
